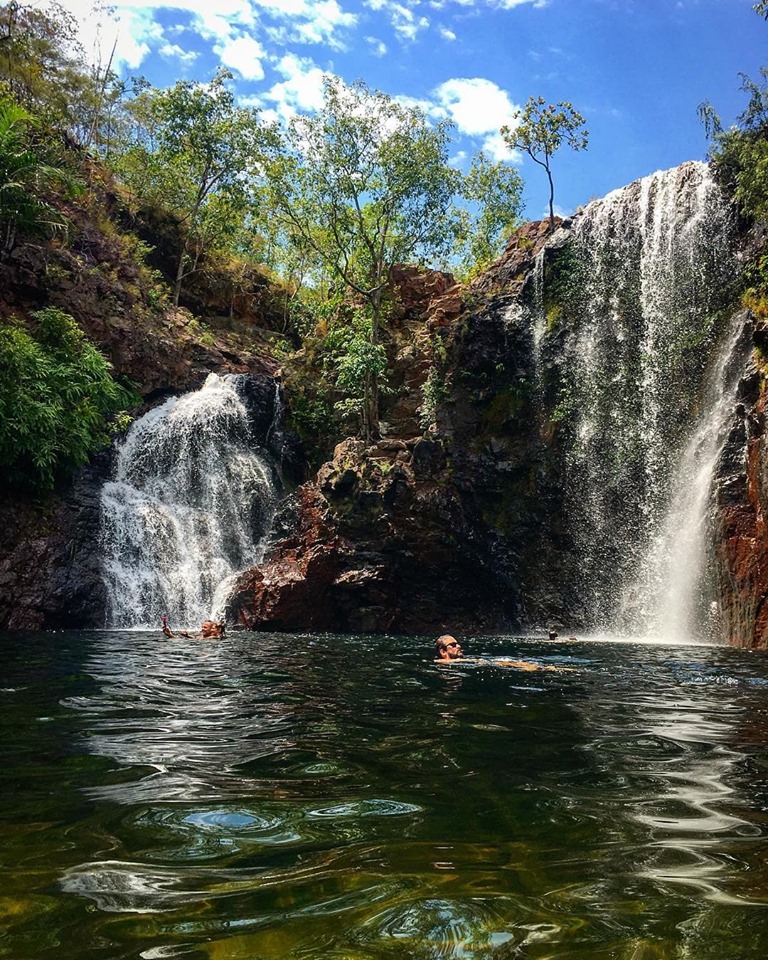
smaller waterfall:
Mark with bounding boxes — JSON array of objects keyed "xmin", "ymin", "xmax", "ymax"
[{"xmin": 101, "ymin": 374, "xmax": 279, "ymax": 629}]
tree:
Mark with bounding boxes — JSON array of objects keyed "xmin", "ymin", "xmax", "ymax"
[
  {"xmin": 699, "ymin": 68, "xmax": 768, "ymax": 223},
  {"xmin": 0, "ymin": 0, "xmax": 112, "ymax": 140},
  {"xmin": 116, "ymin": 70, "xmax": 276, "ymax": 306},
  {"xmin": 267, "ymin": 77, "xmax": 464, "ymax": 439},
  {"xmin": 457, "ymin": 150, "xmax": 524, "ymax": 275},
  {"xmin": 501, "ymin": 96, "xmax": 588, "ymax": 231},
  {"xmin": 0, "ymin": 94, "xmax": 75, "ymax": 257},
  {"xmin": 755, "ymin": 1, "xmax": 768, "ymax": 19}
]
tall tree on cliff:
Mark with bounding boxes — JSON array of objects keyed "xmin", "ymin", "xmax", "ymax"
[
  {"xmin": 116, "ymin": 71, "xmax": 276, "ymax": 307},
  {"xmin": 501, "ymin": 97, "xmax": 588, "ymax": 232},
  {"xmin": 267, "ymin": 77, "xmax": 470, "ymax": 440}
]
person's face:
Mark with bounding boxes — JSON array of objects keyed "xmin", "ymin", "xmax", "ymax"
[
  {"xmin": 201, "ymin": 621, "xmax": 215, "ymax": 637},
  {"xmin": 442, "ymin": 640, "xmax": 462, "ymax": 659}
]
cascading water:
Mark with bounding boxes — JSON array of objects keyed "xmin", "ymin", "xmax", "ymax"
[
  {"xmin": 618, "ymin": 313, "xmax": 751, "ymax": 641},
  {"xmin": 540, "ymin": 162, "xmax": 739, "ymax": 634},
  {"xmin": 100, "ymin": 374, "xmax": 279, "ymax": 629}
]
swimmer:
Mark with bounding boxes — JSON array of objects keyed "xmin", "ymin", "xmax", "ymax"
[
  {"xmin": 434, "ymin": 635, "xmax": 571, "ymax": 671},
  {"xmin": 435, "ymin": 635, "xmax": 464, "ymax": 661},
  {"xmin": 162, "ymin": 616, "xmax": 224, "ymax": 640}
]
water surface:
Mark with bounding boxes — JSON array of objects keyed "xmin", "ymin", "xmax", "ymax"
[{"xmin": 2, "ymin": 630, "xmax": 768, "ymax": 959}]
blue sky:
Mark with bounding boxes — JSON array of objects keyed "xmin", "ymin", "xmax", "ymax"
[{"xmin": 62, "ymin": 0, "xmax": 765, "ymax": 221}]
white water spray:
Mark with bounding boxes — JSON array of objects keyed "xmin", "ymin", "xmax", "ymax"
[
  {"xmin": 100, "ymin": 374, "xmax": 278, "ymax": 628},
  {"xmin": 547, "ymin": 162, "xmax": 738, "ymax": 632},
  {"xmin": 621, "ymin": 314, "xmax": 749, "ymax": 642}
]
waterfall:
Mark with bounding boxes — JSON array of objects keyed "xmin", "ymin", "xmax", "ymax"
[
  {"xmin": 619, "ymin": 314, "xmax": 750, "ymax": 641},
  {"xmin": 100, "ymin": 374, "xmax": 279, "ymax": 629},
  {"xmin": 545, "ymin": 162, "xmax": 739, "ymax": 633}
]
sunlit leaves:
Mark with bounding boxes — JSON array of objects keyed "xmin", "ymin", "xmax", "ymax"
[
  {"xmin": 0, "ymin": 308, "xmax": 138, "ymax": 492},
  {"xmin": 0, "ymin": 94, "xmax": 76, "ymax": 255},
  {"xmin": 115, "ymin": 70, "xmax": 277, "ymax": 305},
  {"xmin": 501, "ymin": 96, "xmax": 588, "ymax": 229}
]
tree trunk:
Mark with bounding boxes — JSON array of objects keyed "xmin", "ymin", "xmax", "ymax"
[
  {"xmin": 367, "ymin": 289, "xmax": 382, "ymax": 441},
  {"xmin": 546, "ymin": 164, "xmax": 555, "ymax": 232},
  {"xmin": 172, "ymin": 239, "xmax": 186, "ymax": 308}
]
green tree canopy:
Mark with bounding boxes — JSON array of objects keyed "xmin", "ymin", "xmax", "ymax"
[
  {"xmin": 116, "ymin": 70, "xmax": 277, "ymax": 306},
  {"xmin": 699, "ymin": 68, "xmax": 768, "ymax": 223},
  {"xmin": 266, "ymin": 76, "xmax": 522, "ymax": 437},
  {"xmin": 501, "ymin": 96, "xmax": 588, "ymax": 231},
  {"xmin": 457, "ymin": 150, "xmax": 524, "ymax": 275}
]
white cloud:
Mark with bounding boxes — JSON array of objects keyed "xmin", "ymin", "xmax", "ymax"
[
  {"xmin": 215, "ymin": 34, "xmax": 266, "ymax": 80},
  {"xmin": 265, "ymin": 54, "xmax": 329, "ymax": 122},
  {"xmin": 260, "ymin": 0, "xmax": 356, "ymax": 47},
  {"xmin": 496, "ymin": 0, "xmax": 549, "ymax": 8},
  {"xmin": 57, "ymin": 0, "xmax": 356, "ymax": 74},
  {"xmin": 481, "ymin": 131, "xmax": 522, "ymax": 163},
  {"xmin": 366, "ymin": 36, "xmax": 389, "ymax": 56},
  {"xmin": 433, "ymin": 77, "xmax": 521, "ymax": 136},
  {"xmin": 430, "ymin": 0, "xmax": 548, "ymax": 7},
  {"xmin": 363, "ymin": 0, "xmax": 430, "ymax": 41},
  {"xmin": 438, "ymin": 25, "xmax": 457, "ymax": 41},
  {"xmin": 158, "ymin": 42, "xmax": 200, "ymax": 65}
]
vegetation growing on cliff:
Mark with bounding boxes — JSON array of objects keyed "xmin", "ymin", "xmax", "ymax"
[
  {"xmin": 0, "ymin": 0, "xmax": 531, "ymax": 477},
  {"xmin": 701, "ymin": 62, "xmax": 768, "ymax": 320},
  {"xmin": 0, "ymin": 308, "xmax": 137, "ymax": 492},
  {"xmin": 265, "ymin": 76, "xmax": 523, "ymax": 440}
]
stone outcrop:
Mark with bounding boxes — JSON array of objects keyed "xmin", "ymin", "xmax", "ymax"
[
  {"xmin": 0, "ymin": 456, "xmax": 110, "ymax": 629},
  {"xmin": 226, "ymin": 435, "xmax": 524, "ymax": 635},
  {"xmin": 714, "ymin": 321, "xmax": 768, "ymax": 647},
  {"xmin": 226, "ymin": 224, "xmax": 573, "ymax": 636}
]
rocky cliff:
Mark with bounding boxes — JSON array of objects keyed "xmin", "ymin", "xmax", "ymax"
[{"xmin": 4, "ymin": 162, "xmax": 768, "ymax": 646}]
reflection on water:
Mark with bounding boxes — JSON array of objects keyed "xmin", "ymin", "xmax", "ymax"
[{"xmin": 1, "ymin": 631, "xmax": 768, "ymax": 958}]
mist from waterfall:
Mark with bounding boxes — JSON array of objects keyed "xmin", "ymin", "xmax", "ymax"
[
  {"xmin": 618, "ymin": 314, "xmax": 750, "ymax": 641},
  {"xmin": 101, "ymin": 374, "xmax": 279, "ymax": 629},
  {"xmin": 545, "ymin": 162, "xmax": 739, "ymax": 636}
]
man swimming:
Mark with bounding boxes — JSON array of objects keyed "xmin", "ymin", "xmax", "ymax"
[
  {"xmin": 162, "ymin": 616, "xmax": 224, "ymax": 640},
  {"xmin": 434, "ymin": 635, "xmax": 570, "ymax": 671},
  {"xmin": 435, "ymin": 635, "xmax": 464, "ymax": 661}
]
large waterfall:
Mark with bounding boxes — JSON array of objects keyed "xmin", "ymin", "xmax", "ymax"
[
  {"xmin": 101, "ymin": 374, "xmax": 279, "ymax": 629},
  {"xmin": 539, "ymin": 162, "xmax": 741, "ymax": 638}
]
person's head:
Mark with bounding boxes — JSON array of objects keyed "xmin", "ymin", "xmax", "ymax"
[
  {"xmin": 548, "ymin": 629, "xmax": 558, "ymax": 641},
  {"xmin": 200, "ymin": 620, "xmax": 219, "ymax": 638},
  {"xmin": 436, "ymin": 635, "xmax": 462, "ymax": 659}
]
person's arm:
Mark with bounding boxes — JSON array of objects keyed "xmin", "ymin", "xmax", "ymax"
[{"xmin": 162, "ymin": 616, "xmax": 193, "ymax": 638}]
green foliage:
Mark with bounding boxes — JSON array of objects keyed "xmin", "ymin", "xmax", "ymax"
[
  {"xmin": 456, "ymin": 151, "xmax": 524, "ymax": 277},
  {"xmin": 325, "ymin": 309, "xmax": 388, "ymax": 430},
  {"xmin": 0, "ymin": 1, "xmax": 124, "ymax": 149},
  {"xmin": 115, "ymin": 70, "xmax": 277, "ymax": 305},
  {"xmin": 0, "ymin": 94, "xmax": 76, "ymax": 255},
  {"xmin": 701, "ymin": 51, "xmax": 768, "ymax": 320},
  {"xmin": 267, "ymin": 77, "xmax": 472, "ymax": 438},
  {"xmin": 500, "ymin": 97, "xmax": 588, "ymax": 230},
  {"xmin": 0, "ymin": 307, "xmax": 137, "ymax": 492},
  {"xmin": 420, "ymin": 365, "xmax": 449, "ymax": 431},
  {"xmin": 541, "ymin": 243, "xmax": 584, "ymax": 329},
  {"xmin": 701, "ymin": 68, "xmax": 768, "ymax": 224}
]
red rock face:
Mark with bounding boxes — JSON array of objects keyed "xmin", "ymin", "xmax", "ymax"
[{"xmin": 715, "ymin": 382, "xmax": 768, "ymax": 648}]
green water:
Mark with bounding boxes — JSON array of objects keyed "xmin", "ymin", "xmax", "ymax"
[{"xmin": 2, "ymin": 631, "xmax": 768, "ymax": 959}]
